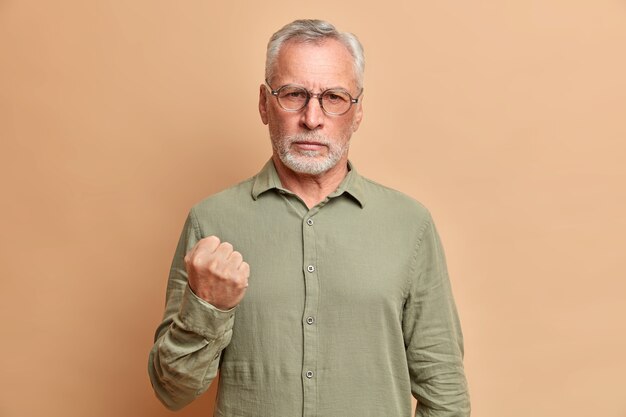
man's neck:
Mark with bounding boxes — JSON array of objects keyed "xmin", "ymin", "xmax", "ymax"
[{"xmin": 272, "ymin": 156, "xmax": 349, "ymax": 209}]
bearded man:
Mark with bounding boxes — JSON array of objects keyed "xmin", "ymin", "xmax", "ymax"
[{"xmin": 148, "ymin": 19, "xmax": 470, "ymax": 417}]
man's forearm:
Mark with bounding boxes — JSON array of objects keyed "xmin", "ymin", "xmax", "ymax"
[{"xmin": 148, "ymin": 284, "xmax": 235, "ymax": 410}]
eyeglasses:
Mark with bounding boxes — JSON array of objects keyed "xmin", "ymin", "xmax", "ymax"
[{"xmin": 265, "ymin": 80, "xmax": 362, "ymax": 116}]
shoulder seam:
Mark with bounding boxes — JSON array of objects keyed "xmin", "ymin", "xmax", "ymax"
[
  {"xmin": 188, "ymin": 208, "xmax": 202, "ymax": 241},
  {"xmin": 359, "ymin": 176, "xmax": 427, "ymax": 209}
]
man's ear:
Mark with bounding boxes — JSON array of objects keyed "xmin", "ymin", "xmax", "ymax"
[
  {"xmin": 259, "ymin": 85, "xmax": 269, "ymax": 125},
  {"xmin": 352, "ymin": 95, "xmax": 363, "ymax": 132}
]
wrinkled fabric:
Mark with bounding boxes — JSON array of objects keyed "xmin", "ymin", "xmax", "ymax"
[{"xmin": 148, "ymin": 160, "xmax": 470, "ymax": 417}]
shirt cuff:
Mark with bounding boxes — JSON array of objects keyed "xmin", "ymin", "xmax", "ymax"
[{"xmin": 178, "ymin": 284, "xmax": 236, "ymax": 340}]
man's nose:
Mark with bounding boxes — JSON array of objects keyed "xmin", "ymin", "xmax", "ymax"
[{"xmin": 301, "ymin": 96, "xmax": 324, "ymax": 130}]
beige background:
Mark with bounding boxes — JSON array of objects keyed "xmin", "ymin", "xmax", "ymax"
[{"xmin": 1, "ymin": 1, "xmax": 625, "ymax": 416}]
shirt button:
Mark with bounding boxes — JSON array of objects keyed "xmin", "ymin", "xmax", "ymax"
[
  {"xmin": 306, "ymin": 218, "xmax": 314, "ymax": 226},
  {"xmin": 305, "ymin": 370, "xmax": 314, "ymax": 379},
  {"xmin": 307, "ymin": 265, "xmax": 315, "ymax": 273},
  {"xmin": 306, "ymin": 316, "xmax": 315, "ymax": 325}
]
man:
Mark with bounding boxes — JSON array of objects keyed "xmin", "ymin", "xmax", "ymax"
[{"xmin": 148, "ymin": 19, "xmax": 470, "ymax": 417}]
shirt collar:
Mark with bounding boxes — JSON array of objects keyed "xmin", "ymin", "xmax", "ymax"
[{"xmin": 251, "ymin": 159, "xmax": 366, "ymax": 208}]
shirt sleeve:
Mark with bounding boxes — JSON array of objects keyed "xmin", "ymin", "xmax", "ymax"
[
  {"xmin": 403, "ymin": 214, "xmax": 471, "ymax": 417},
  {"xmin": 148, "ymin": 210, "xmax": 235, "ymax": 410}
]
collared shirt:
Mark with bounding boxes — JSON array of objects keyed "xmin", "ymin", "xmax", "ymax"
[{"xmin": 148, "ymin": 160, "xmax": 470, "ymax": 417}]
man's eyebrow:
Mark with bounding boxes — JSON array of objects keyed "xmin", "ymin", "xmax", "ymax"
[{"xmin": 303, "ymin": 84, "xmax": 353, "ymax": 92}]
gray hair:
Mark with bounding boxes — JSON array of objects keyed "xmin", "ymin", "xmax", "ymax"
[{"xmin": 265, "ymin": 19, "xmax": 365, "ymax": 89}]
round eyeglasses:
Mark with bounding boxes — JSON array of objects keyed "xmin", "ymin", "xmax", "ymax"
[{"xmin": 265, "ymin": 80, "xmax": 362, "ymax": 116}]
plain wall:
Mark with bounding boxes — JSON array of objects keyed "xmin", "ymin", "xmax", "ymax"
[{"xmin": 1, "ymin": 1, "xmax": 625, "ymax": 416}]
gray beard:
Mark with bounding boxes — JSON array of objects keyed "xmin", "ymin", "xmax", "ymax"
[{"xmin": 272, "ymin": 132, "xmax": 350, "ymax": 175}]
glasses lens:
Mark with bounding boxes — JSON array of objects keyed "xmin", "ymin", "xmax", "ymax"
[
  {"xmin": 277, "ymin": 86, "xmax": 308, "ymax": 111},
  {"xmin": 321, "ymin": 90, "xmax": 352, "ymax": 115}
]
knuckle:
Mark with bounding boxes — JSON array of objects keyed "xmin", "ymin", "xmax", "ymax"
[
  {"xmin": 202, "ymin": 235, "xmax": 221, "ymax": 250},
  {"xmin": 206, "ymin": 258, "xmax": 220, "ymax": 273},
  {"xmin": 220, "ymin": 242, "xmax": 234, "ymax": 253},
  {"xmin": 206, "ymin": 235, "xmax": 220, "ymax": 244},
  {"xmin": 191, "ymin": 257, "xmax": 205, "ymax": 271},
  {"xmin": 235, "ymin": 277, "xmax": 249, "ymax": 290}
]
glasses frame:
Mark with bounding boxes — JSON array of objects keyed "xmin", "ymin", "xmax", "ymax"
[{"xmin": 265, "ymin": 79, "xmax": 362, "ymax": 116}]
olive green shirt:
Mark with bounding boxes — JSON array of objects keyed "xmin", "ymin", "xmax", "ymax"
[{"xmin": 148, "ymin": 160, "xmax": 470, "ymax": 417}]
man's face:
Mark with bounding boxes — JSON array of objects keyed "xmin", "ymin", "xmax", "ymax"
[{"xmin": 259, "ymin": 39, "xmax": 363, "ymax": 176}]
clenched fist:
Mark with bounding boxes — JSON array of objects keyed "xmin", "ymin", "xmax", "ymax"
[{"xmin": 184, "ymin": 236, "xmax": 250, "ymax": 310}]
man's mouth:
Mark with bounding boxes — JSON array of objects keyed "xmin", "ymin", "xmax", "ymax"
[{"xmin": 293, "ymin": 141, "xmax": 326, "ymax": 150}]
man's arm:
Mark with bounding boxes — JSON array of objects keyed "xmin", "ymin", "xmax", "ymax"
[
  {"xmin": 147, "ymin": 210, "xmax": 248, "ymax": 410},
  {"xmin": 403, "ymin": 215, "xmax": 471, "ymax": 417}
]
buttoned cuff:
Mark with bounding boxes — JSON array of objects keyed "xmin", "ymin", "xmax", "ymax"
[{"xmin": 178, "ymin": 284, "xmax": 236, "ymax": 340}]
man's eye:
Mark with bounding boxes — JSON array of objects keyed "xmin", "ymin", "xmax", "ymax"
[
  {"xmin": 324, "ymin": 92, "xmax": 348, "ymax": 103},
  {"xmin": 281, "ymin": 90, "xmax": 307, "ymax": 100}
]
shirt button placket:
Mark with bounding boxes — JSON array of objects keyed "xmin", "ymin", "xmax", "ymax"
[{"xmin": 301, "ymin": 212, "xmax": 318, "ymax": 417}]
